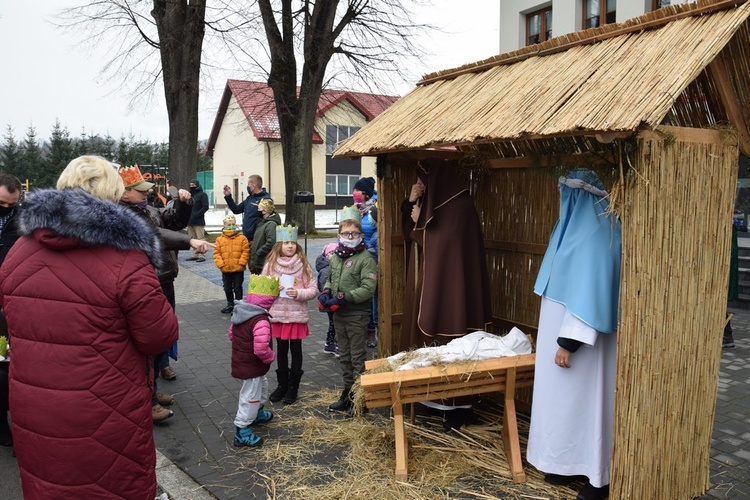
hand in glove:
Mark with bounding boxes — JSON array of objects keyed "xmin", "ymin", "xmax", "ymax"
[
  {"xmin": 328, "ymin": 292, "xmax": 347, "ymax": 312},
  {"xmin": 318, "ymin": 290, "xmax": 332, "ymax": 311}
]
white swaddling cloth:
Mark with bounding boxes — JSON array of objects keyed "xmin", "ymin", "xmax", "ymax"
[{"xmin": 388, "ymin": 327, "xmax": 532, "ymax": 371}]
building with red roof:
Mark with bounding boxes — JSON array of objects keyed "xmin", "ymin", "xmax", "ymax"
[{"xmin": 205, "ymin": 79, "xmax": 399, "ymax": 207}]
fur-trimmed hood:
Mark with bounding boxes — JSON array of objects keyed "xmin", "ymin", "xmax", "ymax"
[{"xmin": 19, "ymin": 188, "xmax": 163, "ymax": 271}]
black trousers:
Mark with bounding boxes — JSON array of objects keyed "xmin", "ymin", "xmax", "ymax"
[
  {"xmin": 222, "ymin": 271, "xmax": 245, "ymax": 304},
  {"xmin": 153, "ymin": 282, "xmax": 176, "ymax": 405}
]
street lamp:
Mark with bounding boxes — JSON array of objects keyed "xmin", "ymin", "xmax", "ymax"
[{"xmin": 293, "ymin": 191, "xmax": 315, "ymax": 255}]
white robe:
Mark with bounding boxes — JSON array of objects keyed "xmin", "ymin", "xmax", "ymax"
[{"xmin": 526, "ymin": 297, "xmax": 616, "ymax": 488}]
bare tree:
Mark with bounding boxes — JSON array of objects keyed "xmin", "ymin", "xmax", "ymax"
[
  {"xmin": 153, "ymin": 1, "xmax": 206, "ymax": 188},
  {"xmin": 62, "ymin": 0, "xmax": 429, "ymax": 225},
  {"xmin": 254, "ymin": 0, "xmax": 426, "ymax": 228},
  {"xmin": 60, "ymin": 0, "xmax": 208, "ymax": 188}
]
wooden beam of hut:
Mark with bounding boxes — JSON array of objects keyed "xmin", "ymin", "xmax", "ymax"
[{"xmin": 707, "ymin": 57, "xmax": 750, "ymax": 155}]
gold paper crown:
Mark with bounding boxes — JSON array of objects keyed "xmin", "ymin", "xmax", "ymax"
[
  {"xmin": 276, "ymin": 224, "xmax": 298, "ymax": 242},
  {"xmin": 247, "ymin": 274, "xmax": 280, "ymax": 297},
  {"xmin": 258, "ymin": 198, "xmax": 275, "ymax": 212},
  {"xmin": 340, "ymin": 205, "xmax": 361, "ymax": 222},
  {"xmin": 118, "ymin": 165, "xmax": 147, "ymax": 189},
  {"xmin": 223, "ymin": 215, "xmax": 236, "ymax": 224}
]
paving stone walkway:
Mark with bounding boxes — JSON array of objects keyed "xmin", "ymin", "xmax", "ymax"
[{"xmin": 149, "ymin": 243, "xmax": 750, "ymax": 499}]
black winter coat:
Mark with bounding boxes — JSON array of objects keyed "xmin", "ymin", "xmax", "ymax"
[
  {"xmin": 0, "ymin": 209, "xmax": 20, "ymax": 268},
  {"xmin": 121, "ymin": 199, "xmax": 193, "ymax": 284},
  {"xmin": 225, "ymin": 188, "xmax": 271, "ymax": 240},
  {"xmin": 189, "ymin": 186, "xmax": 209, "ymax": 226}
]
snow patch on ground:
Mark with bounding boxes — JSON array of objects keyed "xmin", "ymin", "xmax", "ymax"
[{"xmin": 205, "ymin": 208, "xmax": 341, "ymax": 231}]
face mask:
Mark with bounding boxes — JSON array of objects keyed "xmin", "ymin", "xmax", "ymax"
[
  {"xmin": 0, "ymin": 205, "xmax": 16, "ymax": 217},
  {"xmin": 247, "ymin": 186, "xmax": 253, "ymax": 195},
  {"xmin": 340, "ymin": 237, "xmax": 362, "ymax": 248},
  {"xmin": 224, "ymin": 224, "xmax": 237, "ymax": 232},
  {"xmin": 352, "ymin": 191, "xmax": 365, "ymax": 204},
  {"xmin": 189, "ymin": 186, "xmax": 197, "ymax": 193}
]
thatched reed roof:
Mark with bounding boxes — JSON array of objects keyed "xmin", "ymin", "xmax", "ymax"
[{"xmin": 335, "ymin": 0, "xmax": 750, "ymax": 158}]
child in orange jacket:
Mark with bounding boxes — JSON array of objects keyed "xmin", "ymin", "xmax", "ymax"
[{"xmin": 214, "ymin": 215, "xmax": 250, "ymax": 313}]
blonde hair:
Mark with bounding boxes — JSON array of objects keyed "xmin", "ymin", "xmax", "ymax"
[
  {"xmin": 57, "ymin": 156, "xmax": 124, "ymax": 202},
  {"xmin": 264, "ymin": 241, "xmax": 314, "ymax": 283}
]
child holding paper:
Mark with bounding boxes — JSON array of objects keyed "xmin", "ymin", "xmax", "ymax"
[{"xmin": 262, "ymin": 225, "xmax": 317, "ymax": 404}]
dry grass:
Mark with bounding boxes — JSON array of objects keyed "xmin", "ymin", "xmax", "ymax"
[{"xmin": 221, "ymin": 387, "xmax": 577, "ymax": 499}]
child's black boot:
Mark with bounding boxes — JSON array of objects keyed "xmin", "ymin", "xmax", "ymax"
[
  {"xmin": 328, "ymin": 387, "xmax": 352, "ymax": 412},
  {"xmin": 269, "ymin": 369, "xmax": 289, "ymax": 402},
  {"xmin": 283, "ymin": 370, "xmax": 303, "ymax": 404}
]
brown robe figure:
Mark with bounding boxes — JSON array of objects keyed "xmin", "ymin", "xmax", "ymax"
[{"xmin": 400, "ymin": 157, "xmax": 493, "ymax": 352}]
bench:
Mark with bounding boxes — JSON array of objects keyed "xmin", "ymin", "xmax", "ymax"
[{"xmin": 360, "ymin": 353, "xmax": 536, "ymax": 482}]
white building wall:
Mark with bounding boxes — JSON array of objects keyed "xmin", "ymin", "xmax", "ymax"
[
  {"xmin": 212, "ymin": 95, "xmax": 267, "ymax": 207},
  {"xmin": 213, "ymin": 93, "xmax": 381, "ymax": 208},
  {"xmin": 314, "ymin": 100, "xmax": 378, "ymax": 190},
  {"xmin": 500, "ymin": 0, "xmax": 692, "ymax": 53},
  {"xmin": 265, "ymin": 142, "xmax": 285, "ymax": 205}
]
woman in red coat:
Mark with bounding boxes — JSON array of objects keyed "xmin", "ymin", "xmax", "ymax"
[{"xmin": 0, "ymin": 156, "xmax": 179, "ymax": 500}]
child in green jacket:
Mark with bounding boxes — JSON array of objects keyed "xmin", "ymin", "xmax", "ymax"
[{"xmin": 318, "ymin": 210, "xmax": 377, "ymax": 413}]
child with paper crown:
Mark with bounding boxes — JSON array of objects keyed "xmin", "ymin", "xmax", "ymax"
[
  {"xmin": 228, "ymin": 274, "xmax": 279, "ymax": 447},
  {"xmin": 316, "ymin": 242, "xmax": 340, "ymax": 356},
  {"xmin": 214, "ymin": 215, "xmax": 250, "ymax": 314},
  {"xmin": 319, "ymin": 207, "xmax": 377, "ymax": 413},
  {"xmin": 249, "ymin": 198, "xmax": 281, "ymax": 274},
  {"xmin": 262, "ymin": 225, "xmax": 317, "ymax": 404}
]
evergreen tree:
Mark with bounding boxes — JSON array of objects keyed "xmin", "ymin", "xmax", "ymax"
[
  {"xmin": 83, "ymin": 134, "xmax": 117, "ymax": 159},
  {"xmin": 128, "ymin": 138, "xmax": 156, "ymax": 166},
  {"xmin": 153, "ymin": 142, "xmax": 169, "ymax": 169},
  {"xmin": 0, "ymin": 126, "xmax": 22, "ymax": 179},
  {"xmin": 72, "ymin": 128, "xmax": 89, "ymax": 158},
  {"xmin": 116, "ymin": 136, "xmax": 129, "ymax": 165},
  {"xmin": 39, "ymin": 120, "xmax": 74, "ymax": 188},
  {"xmin": 19, "ymin": 126, "xmax": 43, "ymax": 190},
  {"xmin": 196, "ymin": 140, "xmax": 212, "ymax": 171}
]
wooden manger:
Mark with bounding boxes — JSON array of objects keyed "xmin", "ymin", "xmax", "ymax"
[{"xmin": 360, "ymin": 353, "xmax": 536, "ymax": 483}]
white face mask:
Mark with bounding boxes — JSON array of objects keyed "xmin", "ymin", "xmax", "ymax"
[{"xmin": 339, "ymin": 237, "xmax": 362, "ymax": 248}]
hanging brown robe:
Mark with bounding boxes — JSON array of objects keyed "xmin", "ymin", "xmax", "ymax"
[{"xmin": 400, "ymin": 157, "xmax": 493, "ymax": 352}]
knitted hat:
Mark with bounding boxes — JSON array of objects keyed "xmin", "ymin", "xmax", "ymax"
[
  {"xmin": 353, "ymin": 177, "xmax": 375, "ymax": 198},
  {"xmin": 258, "ymin": 198, "xmax": 275, "ymax": 213},
  {"xmin": 119, "ymin": 165, "xmax": 154, "ymax": 192},
  {"xmin": 323, "ymin": 242, "xmax": 338, "ymax": 256}
]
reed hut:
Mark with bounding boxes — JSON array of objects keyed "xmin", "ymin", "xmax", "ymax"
[{"xmin": 334, "ymin": 0, "xmax": 750, "ymax": 498}]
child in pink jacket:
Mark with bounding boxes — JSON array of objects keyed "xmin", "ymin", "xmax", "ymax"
[
  {"xmin": 228, "ymin": 275, "xmax": 279, "ymax": 447},
  {"xmin": 262, "ymin": 225, "xmax": 317, "ymax": 405}
]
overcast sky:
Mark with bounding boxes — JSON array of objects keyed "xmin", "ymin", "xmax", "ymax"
[{"xmin": 0, "ymin": 1, "xmax": 500, "ymax": 143}]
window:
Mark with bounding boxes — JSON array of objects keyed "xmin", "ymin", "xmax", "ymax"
[
  {"xmin": 583, "ymin": 0, "xmax": 616, "ymax": 29},
  {"xmin": 326, "ymin": 125, "xmax": 361, "ymax": 155},
  {"xmin": 652, "ymin": 0, "xmax": 670, "ymax": 10},
  {"xmin": 325, "ymin": 174, "xmax": 361, "ymax": 195},
  {"xmin": 527, "ymin": 7, "xmax": 553, "ymax": 45}
]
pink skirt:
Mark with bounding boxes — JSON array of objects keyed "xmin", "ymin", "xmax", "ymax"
[{"xmin": 271, "ymin": 322, "xmax": 310, "ymax": 340}]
